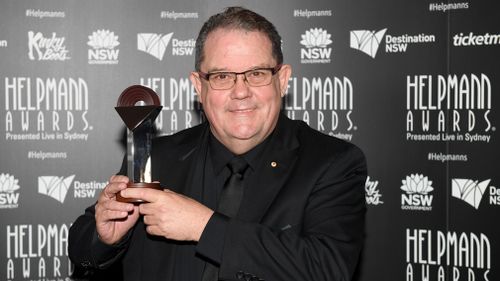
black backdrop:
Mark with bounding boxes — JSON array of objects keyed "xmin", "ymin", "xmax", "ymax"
[{"xmin": 1, "ymin": 1, "xmax": 498, "ymax": 281}]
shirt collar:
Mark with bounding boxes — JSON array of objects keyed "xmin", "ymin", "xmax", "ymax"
[{"xmin": 208, "ymin": 130, "xmax": 274, "ymax": 175}]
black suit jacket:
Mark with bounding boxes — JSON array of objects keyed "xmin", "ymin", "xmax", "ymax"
[{"xmin": 69, "ymin": 115, "xmax": 367, "ymax": 281}]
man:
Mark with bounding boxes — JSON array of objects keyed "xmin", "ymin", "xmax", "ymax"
[{"xmin": 69, "ymin": 6, "xmax": 367, "ymax": 281}]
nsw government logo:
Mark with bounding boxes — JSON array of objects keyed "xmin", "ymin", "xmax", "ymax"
[
  {"xmin": 28, "ymin": 31, "xmax": 70, "ymax": 61},
  {"xmin": 401, "ymin": 174, "xmax": 434, "ymax": 211},
  {"xmin": 0, "ymin": 173, "xmax": 20, "ymax": 209},
  {"xmin": 300, "ymin": 28, "xmax": 332, "ymax": 64},
  {"xmin": 88, "ymin": 29, "xmax": 120, "ymax": 64}
]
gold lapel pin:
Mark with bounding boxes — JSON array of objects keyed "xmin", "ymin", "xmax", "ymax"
[{"xmin": 271, "ymin": 161, "xmax": 277, "ymax": 168}]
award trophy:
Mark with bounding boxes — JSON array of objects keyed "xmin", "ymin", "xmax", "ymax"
[{"xmin": 115, "ymin": 85, "xmax": 162, "ymax": 203}]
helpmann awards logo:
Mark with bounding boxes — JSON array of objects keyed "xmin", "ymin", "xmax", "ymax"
[
  {"xmin": 406, "ymin": 228, "xmax": 491, "ymax": 281},
  {"xmin": 405, "ymin": 73, "xmax": 494, "ymax": 143},
  {"xmin": 6, "ymin": 223, "xmax": 73, "ymax": 280}
]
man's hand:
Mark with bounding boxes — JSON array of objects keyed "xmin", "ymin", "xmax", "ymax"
[
  {"xmin": 121, "ymin": 188, "xmax": 214, "ymax": 242},
  {"xmin": 94, "ymin": 175, "xmax": 139, "ymax": 245}
]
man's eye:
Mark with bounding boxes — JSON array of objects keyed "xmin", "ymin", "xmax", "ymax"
[
  {"xmin": 211, "ymin": 73, "xmax": 231, "ymax": 80},
  {"xmin": 249, "ymin": 70, "xmax": 265, "ymax": 77}
]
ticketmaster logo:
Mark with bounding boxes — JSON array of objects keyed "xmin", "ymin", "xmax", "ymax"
[
  {"xmin": 350, "ymin": 29, "xmax": 387, "ymax": 58},
  {"xmin": 137, "ymin": 33, "xmax": 174, "ymax": 60},
  {"xmin": 453, "ymin": 32, "xmax": 500, "ymax": 46},
  {"xmin": 38, "ymin": 175, "xmax": 75, "ymax": 203},
  {"xmin": 451, "ymin": 178, "xmax": 489, "ymax": 209}
]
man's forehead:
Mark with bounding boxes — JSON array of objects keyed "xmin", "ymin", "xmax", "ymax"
[{"xmin": 201, "ymin": 28, "xmax": 275, "ymax": 71}]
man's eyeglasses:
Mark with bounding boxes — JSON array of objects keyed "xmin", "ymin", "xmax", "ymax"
[{"xmin": 198, "ymin": 64, "xmax": 282, "ymax": 90}]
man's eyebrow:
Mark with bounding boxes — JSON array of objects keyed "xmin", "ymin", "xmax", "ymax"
[{"xmin": 205, "ymin": 64, "xmax": 273, "ymax": 73}]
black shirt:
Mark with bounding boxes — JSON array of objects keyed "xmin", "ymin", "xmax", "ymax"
[{"xmin": 196, "ymin": 132, "xmax": 272, "ymax": 265}]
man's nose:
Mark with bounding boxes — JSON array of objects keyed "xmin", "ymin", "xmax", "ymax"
[{"xmin": 231, "ymin": 74, "xmax": 251, "ymax": 99}]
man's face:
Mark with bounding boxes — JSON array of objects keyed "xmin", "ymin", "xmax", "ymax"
[{"xmin": 190, "ymin": 28, "xmax": 291, "ymax": 154}]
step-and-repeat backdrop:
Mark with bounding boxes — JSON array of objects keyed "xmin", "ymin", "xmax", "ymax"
[{"xmin": 1, "ymin": 0, "xmax": 498, "ymax": 280}]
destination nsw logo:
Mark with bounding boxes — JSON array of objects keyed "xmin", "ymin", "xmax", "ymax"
[
  {"xmin": 137, "ymin": 33, "xmax": 194, "ymax": 61},
  {"xmin": 38, "ymin": 175, "xmax": 106, "ymax": 203},
  {"xmin": 350, "ymin": 29, "xmax": 387, "ymax": 58},
  {"xmin": 0, "ymin": 173, "xmax": 20, "ymax": 209},
  {"xmin": 400, "ymin": 174, "xmax": 434, "ymax": 211},
  {"xmin": 405, "ymin": 73, "xmax": 495, "ymax": 143},
  {"xmin": 452, "ymin": 178, "xmax": 499, "ymax": 209},
  {"xmin": 406, "ymin": 228, "xmax": 491, "ymax": 281}
]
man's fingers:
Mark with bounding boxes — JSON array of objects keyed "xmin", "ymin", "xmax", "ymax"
[
  {"xmin": 102, "ymin": 181, "xmax": 129, "ymax": 199},
  {"xmin": 110, "ymin": 175, "xmax": 130, "ymax": 183},
  {"xmin": 121, "ymin": 187, "xmax": 163, "ymax": 203}
]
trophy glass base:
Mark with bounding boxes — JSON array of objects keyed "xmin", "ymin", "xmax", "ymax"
[{"xmin": 116, "ymin": 182, "xmax": 162, "ymax": 203}]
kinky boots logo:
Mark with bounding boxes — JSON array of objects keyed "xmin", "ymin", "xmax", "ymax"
[
  {"xmin": 4, "ymin": 77, "xmax": 92, "ymax": 142},
  {"xmin": 28, "ymin": 31, "xmax": 70, "ymax": 61},
  {"xmin": 405, "ymin": 73, "xmax": 495, "ymax": 143},
  {"xmin": 5, "ymin": 223, "xmax": 73, "ymax": 280},
  {"xmin": 406, "ymin": 229, "xmax": 492, "ymax": 281}
]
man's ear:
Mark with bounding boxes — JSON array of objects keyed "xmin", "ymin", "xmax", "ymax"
[
  {"xmin": 278, "ymin": 64, "xmax": 292, "ymax": 97},
  {"xmin": 189, "ymin": 72, "xmax": 203, "ymax": 103}
]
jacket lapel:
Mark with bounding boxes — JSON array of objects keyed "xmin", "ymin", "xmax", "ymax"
[
  {"xmin": 237, "ymin": 115, "xmax": 299, "ymax": 222},
  {"xmin": 155, "ymin": 123, "xmax": 210, "ymax": 202}
]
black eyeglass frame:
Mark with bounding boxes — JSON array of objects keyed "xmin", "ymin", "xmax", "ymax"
[{"xmin": 197, "ymin": 64, "xmax": 283, "ymax": 89}]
